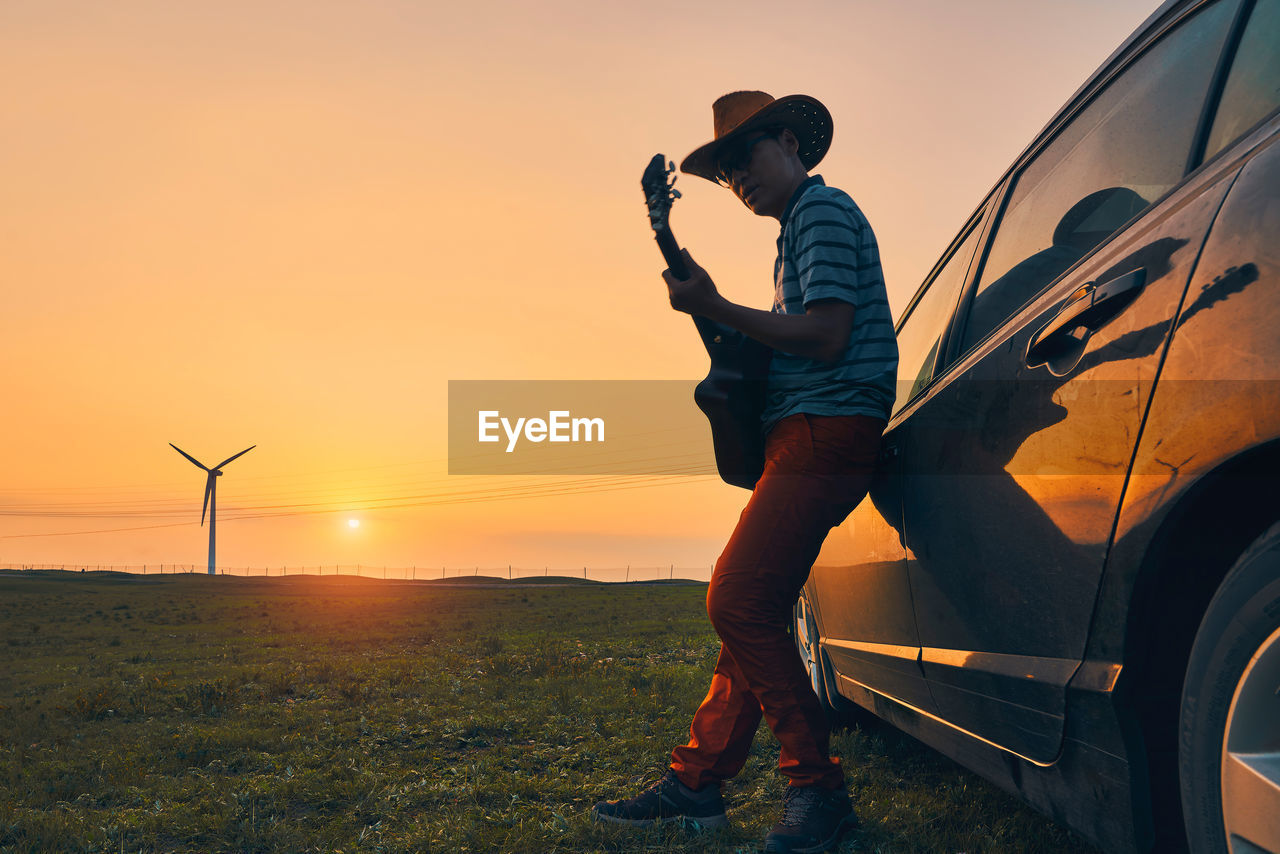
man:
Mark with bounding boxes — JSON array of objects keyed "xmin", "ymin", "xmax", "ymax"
[{"xmin": 594, "ymin": 91, "xmax": 897, "ymax": 853}]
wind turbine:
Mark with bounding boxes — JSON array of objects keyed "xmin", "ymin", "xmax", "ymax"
[{"xmin": 169, "ymin": 443, "xmax": 255, "ymax": 575}]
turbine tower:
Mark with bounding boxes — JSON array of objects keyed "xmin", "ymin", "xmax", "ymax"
[{"xmin": 169, "ymin": 443, "xmax": 255, "ymax": 575}]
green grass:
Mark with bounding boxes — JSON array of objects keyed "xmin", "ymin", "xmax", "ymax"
[{"xmin": 0, "ymin": 571, "xmax": 1097, "ymax": 853}]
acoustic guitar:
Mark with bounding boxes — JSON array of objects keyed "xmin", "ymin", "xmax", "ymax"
[{"xmin": 641, "ymin": 153, "xmax": 772, "ymax": 490}]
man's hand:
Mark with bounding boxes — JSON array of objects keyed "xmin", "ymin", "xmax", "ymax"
[
  {"xmin": 662, "ymin": 250, "xmax": 723, "ymax": 317},
  {"xmin": 660, "ymin": 249, "xmax": 856, "ymax": 362}
]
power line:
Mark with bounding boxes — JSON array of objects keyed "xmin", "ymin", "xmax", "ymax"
[
  {"xmin": 0, "ymin": 472, "xmax": 723, "ymax": 539},
  {"xmin": 0, "ymin": 458, "xmax": 716, "ymax": 516}
]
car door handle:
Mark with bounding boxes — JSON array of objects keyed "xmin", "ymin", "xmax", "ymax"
[{"xmin": 1026, "ymin": 268, "xmax": 1147, "ymax": 366}]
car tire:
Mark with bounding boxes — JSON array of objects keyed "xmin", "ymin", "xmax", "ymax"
[
  {"xmin": 1179, "ymin": 520, "xmax": 1280, "ymax": 854},
  {"xmin": 794, "ymin": 587, "xmax": 877, "ymax": 731}
]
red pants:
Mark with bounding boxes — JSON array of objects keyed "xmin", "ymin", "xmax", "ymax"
[{"xmin": 670, "ymin": 413, "xmax": 884, "ymax": 790}]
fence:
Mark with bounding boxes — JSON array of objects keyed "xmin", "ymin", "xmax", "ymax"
[{"xmin": 0, "ymin": 563, "xmax": 714, "ymax": 583}]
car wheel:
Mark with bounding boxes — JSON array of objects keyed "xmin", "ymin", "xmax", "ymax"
[
  {"xmin": 1180, "ymin": 520, "xmax": 1280, "ymax": 854},
  {"xmin": 794, "ymin": 588, "xmax": 874, "ymax": 731}
]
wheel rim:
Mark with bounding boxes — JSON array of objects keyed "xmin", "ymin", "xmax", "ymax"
[
  {"xmin": 795, "ymin": 593, "xmax": 822, "ymax": 697},
  {"xmin": 1221, "ymin": 623, "xmax": 1280, "ymax": 853}
]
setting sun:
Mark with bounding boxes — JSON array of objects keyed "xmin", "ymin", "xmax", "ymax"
[{"xmin": 348, "ymin": 519, "xmax": 360, "ymax": 529}]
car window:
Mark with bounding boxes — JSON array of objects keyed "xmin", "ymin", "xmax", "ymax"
[
  {"xmin": 1204, "ymin": 0, "xmax": 1280, "ymax": 160},
  {"xmin": 958, "ymin": 0, "xmax": 1239, "ymax": 354},
  {"xmin": 892, "ymin": 215, "xmax": 983, "ymax": 415}
]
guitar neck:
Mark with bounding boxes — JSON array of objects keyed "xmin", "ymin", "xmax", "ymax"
[
  {"xmin": 654, "ymin": 225, "xmax": 743, "ymax": 349},
  {"xmin": 653, "ymin": 227, "xmax": 688, "ymax": 280}
]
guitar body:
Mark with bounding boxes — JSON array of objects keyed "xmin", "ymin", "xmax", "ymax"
[
  {"xmin": 642, "ymin": 154, "xmax": 771, "ymax": 490},
  {"xmin": 691, "ymin": 316, "xmax": 771, "ymax": 489}
]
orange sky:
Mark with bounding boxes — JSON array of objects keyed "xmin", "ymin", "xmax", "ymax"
[{"xmin": 1, "ymin": 0, "xmax": 1160, "ymax": 572}]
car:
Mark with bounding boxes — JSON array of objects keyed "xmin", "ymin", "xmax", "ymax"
[{"xmin": 792, "ymin": 0, "xmax": 1280, "ymax": 851}]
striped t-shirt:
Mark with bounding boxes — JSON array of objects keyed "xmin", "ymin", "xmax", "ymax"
[{"xmin": 760, "ymin": 176, "xmax": 898, "ymax": 434}]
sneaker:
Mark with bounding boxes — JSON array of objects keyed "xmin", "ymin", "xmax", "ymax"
[
  {"xmin": 763, "ymin": 784, "xmax": 858, "ymax": 853},
  {"xmin": 591, "ymin": 769, "xmax": 729, "ymax": 829}
]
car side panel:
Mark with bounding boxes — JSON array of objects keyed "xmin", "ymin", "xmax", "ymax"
[
  {"xmin": 897, "ymin": 138, "xmax": 1242, "ymax": 765},
  {"xmin": 1091, "ymin": 119, "xmax": 1280, "ymax": 667},
  {"xmin": 832, "ymin": 666, "xmax": 1151, "ymax": 852},
  {"xmin": 806, "ymin": 426, "xmax": 938, "ymax": 712}
]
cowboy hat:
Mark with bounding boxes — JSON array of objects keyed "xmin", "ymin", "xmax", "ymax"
[{"xmin": 681, "ymin": 91, "xmax": 833, "ymax": 183}]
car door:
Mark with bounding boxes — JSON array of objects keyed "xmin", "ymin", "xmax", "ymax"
[
  {"xmin": 807, "ymin": 206, "xmax": 988, "ymax": 715},
  {"xmin": 895, "ymin": 0, "xmax": 1245, "ymax": 764}
]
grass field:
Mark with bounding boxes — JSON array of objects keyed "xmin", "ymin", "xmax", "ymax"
[{"xmin": 0, "ymin": 571, "xmax": 1099, "ymax": 853}]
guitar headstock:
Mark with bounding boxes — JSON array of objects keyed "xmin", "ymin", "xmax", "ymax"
[{"xmin": 641, "ymin": 153, "xmax": 681, "ymax": 234}]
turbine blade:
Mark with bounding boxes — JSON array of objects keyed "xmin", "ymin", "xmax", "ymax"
[
  {"xmin": 214, "ymin": 445, "xmax": 256, "ymax": 470},
  {"xmin": 201, "ymin": 473, "xmax": 214, "ymax": 526},
  {"xmin": 169, "ymin": 443, "xmax": 209, "ymax": 471}
]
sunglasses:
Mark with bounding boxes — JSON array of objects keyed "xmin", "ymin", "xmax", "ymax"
[{"xmin": 715, "ymin": 129, "xmax": 781, "ymax": 184}]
